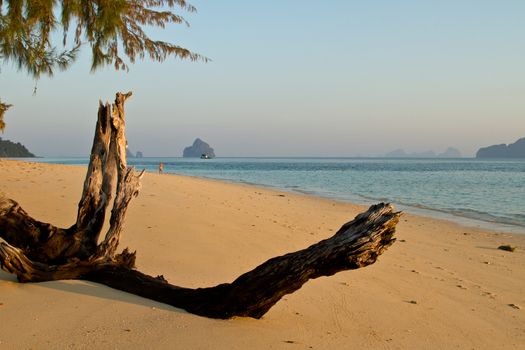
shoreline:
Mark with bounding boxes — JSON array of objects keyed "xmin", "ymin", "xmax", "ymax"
[
  {"xmin": 12, "ymin": 156, "xmax": 525, "ymax": 235},
  {"xmin": 168, "ymin": 172, "xmax": 525, "ymax": 235},
  {"xmin": 1, "ymin": 159, "xmax": 524, "ymax": 349}
]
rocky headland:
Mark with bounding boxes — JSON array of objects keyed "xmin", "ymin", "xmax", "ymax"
[
  {"xmin": 476, "ymin": 137, "xmax": 525, "ymax": 158},
  {"xmin": 0, "ymin": 137, "xmax": 35, "ymax": 157}
]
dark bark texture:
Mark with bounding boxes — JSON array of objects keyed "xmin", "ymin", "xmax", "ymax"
[{"xmin": 0, "ymin": 92, "xmax": 400, "ymax": 319}]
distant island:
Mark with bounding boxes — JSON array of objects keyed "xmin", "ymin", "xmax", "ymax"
[
  {"xmin": 183, "ymin": 138, "xmax": 215, "ymax": 158},
  {"xmin": 385, "ymin": 147, "xmax": 461, "ymax": 158},
  {"xmin": 476, "ymin": 137, "xmax": 525, "ymax": 158},
  {"xmin": 0, "ymin": 137, "xmax": 35, "ymax": 157},
  {"xmin": 126, "ymin": 149, "xmax": 143, "ymax": 158}
]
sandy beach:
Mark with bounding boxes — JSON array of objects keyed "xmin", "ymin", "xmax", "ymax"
[{"xmin": 0, "ymin": 159, "xmax": 524, "ymax": 349}]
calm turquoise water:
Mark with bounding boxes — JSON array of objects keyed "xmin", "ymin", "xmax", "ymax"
[{"xmin": 26, "ymin": 157, "xmax": 525, "ymax": 233}]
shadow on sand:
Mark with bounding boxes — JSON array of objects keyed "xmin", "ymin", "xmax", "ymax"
[{"xmin": 0, "ymin": 270, "xmax": 184, "ymax": 313}]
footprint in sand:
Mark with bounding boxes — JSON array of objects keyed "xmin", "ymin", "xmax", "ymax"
[{"xmin": 482, "ymin": 291, "xmax": 497, "ymax": 299}]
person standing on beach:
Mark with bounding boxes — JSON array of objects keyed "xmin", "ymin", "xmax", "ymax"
[{"xmin": 159, "ymin": 162, "xmax": 164, "ymax": 174}]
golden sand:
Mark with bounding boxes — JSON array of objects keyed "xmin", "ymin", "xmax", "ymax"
[{"xmin": 1, "ymin": 159, "xmax": 524, "ymax": 349}]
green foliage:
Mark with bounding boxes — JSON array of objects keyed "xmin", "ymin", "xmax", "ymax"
[
  {"xmin": 1, "ymin": 0, "xmax": 205, "ymax": 77},
  {"xmin": 0, "ymin": 0, "xmax": 206, "ymax": 129},
  {"xmin": 0, "ymin": 99, "xmax": 12, "ymax": 131}
]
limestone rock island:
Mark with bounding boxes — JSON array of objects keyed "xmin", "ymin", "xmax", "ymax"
[
  {"xmin": 476, "ymin": 137, "xmax": 525, "ymax": 158},
  {"xmin": 183, "ymin": 138, "xmax": 216, "ymax": 158}
]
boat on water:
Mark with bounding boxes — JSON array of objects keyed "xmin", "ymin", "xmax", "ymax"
[{"xmin": 200, "ymin": 154, "xmax": 212, "ymax": 159}]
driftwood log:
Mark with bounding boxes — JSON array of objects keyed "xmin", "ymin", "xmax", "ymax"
[{"xmin": 0, "ymin": 92, "xmax": 400, "ymax": 319}]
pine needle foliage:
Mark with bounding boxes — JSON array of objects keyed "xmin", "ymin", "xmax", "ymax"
[
  {"xmin": 0, "ymin": 100, "xmax": 12, "ymax": 131},
  {"xmin": 1, "ymin": 0, "xmax": 205, "ymax": 76},
  {"xmin": 0, "ymin": 0, "xmax": 206, "ymax": 130}
]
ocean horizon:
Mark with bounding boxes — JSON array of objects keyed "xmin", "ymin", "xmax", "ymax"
[{"xmin": 19, "ymin": 156, "xmax": 525, "ymax": 234}]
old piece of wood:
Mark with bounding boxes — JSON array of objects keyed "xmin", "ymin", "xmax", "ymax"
[
  {"xmin": 0, "ymin": 92, "xmax": 400, "ymax": 319},
  {"xmin": 85, "ymin": 203, "xmax": 399, "ymax": 319},
  {"xmin": 0, "ymin": 200, "xmax": 399, "ymax": 318}
]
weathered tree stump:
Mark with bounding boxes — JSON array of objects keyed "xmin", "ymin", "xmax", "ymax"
[{"xmin": 0, "ymin": 92, "xmax": 400, "ymax": 319}]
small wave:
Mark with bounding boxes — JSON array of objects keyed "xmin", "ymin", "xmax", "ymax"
[
  {"xmin": 293, "ymin": 188, "xmax": 318, "ymax": 196},
  {"xmin": 396, "ymin": 202, "xmax": 525, "ymax": 229},
  {"xmin": 345, "ymin": 193, "xmax": 525, "ymax": 230},
  {"xmin": 356, "ymin": 193, "xmax": 391, "ymax": 203},
  {"xmin": 442, "ymin": 208, "xmax": 525, "ymax": 228}
]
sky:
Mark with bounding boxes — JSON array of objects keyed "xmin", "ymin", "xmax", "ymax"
[{"xmin": 1, "ymin": 0, "xmax": 524, "ymax": 157}]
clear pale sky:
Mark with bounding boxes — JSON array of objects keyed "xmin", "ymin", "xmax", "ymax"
[{"xmin": 1, "ymin": 0, "xmax": 524, "ymax": 157}]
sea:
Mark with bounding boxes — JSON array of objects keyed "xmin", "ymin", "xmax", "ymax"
[{"xmin": 23, "ymin": 157, "xmax": 525, "ymax": 234}]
